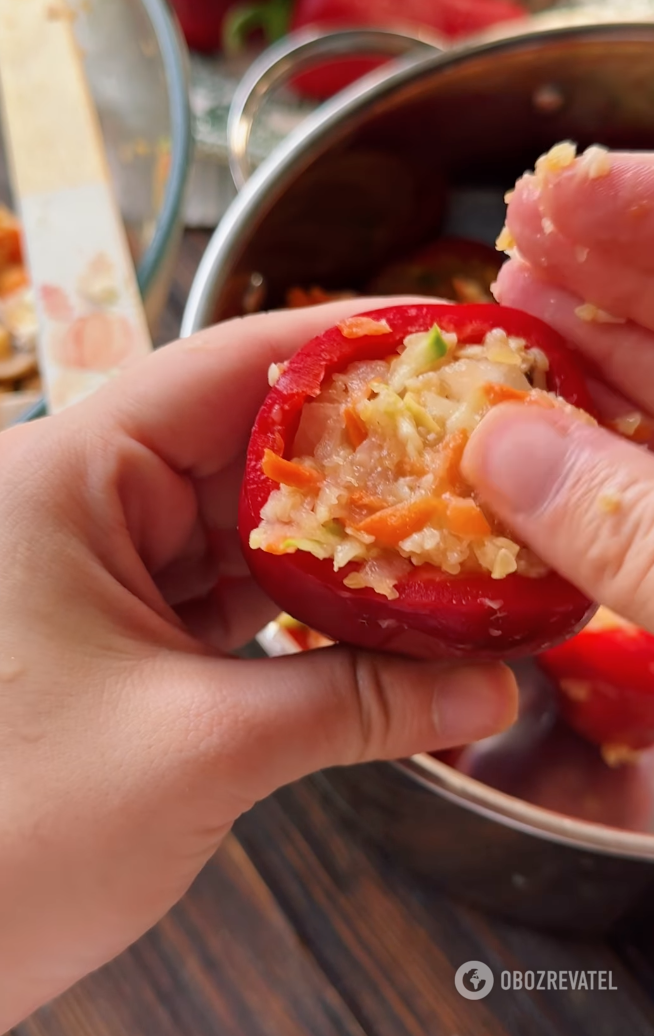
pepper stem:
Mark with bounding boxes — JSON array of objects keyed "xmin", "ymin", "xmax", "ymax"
[{"xmin": 223, "ymin": 0, "xmax": 293, "ymax": 55}]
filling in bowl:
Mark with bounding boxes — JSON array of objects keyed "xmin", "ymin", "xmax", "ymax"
[{"xmin": 250, "ymin": 320, "xmax": 588, "ymax": 599}]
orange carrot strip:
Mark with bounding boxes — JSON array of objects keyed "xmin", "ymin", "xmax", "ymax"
[
  {"xmin": 355, "ymin": 497, "xmax": 445, "ymax": 548},
  {"xmin": 436, "ymin": 430, "xmax": 469, "ymax": 489},
  {"xmin": 483, "ymin": 382, "xmax": 557, "ymax": 412},
  {"xmin": 348, "ymin": 491, "xmax": 389, "ymax": 512},
  {"xmin": 483, "ymin": 383, "xmax": 529, "ymax": 406},
  {"xmin": 262, "ymin": 542, "xmax": 295, "ymax": 556},
  {"xmin": 401, "ymin": 463, "xmax": 429, "ymax": 480},
  {"xmin": 337, "ymin": 316, "xmax": 392, "ymax": 339},
  {"xmin": 262, "ymin": 449, "xmax": 323, "ymax": 491},
  {"xmin": 445, "ymin": 496, "xmax": 492, "ymax": 538},
  {"xmin": 343, "ymin": 406, "xmax": 368, "ymax": 449}
]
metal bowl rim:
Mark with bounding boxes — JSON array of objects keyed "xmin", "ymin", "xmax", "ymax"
[
  {"xmin": 399, "ymin": 754, "xmax": 654, "ymax": 861},
  {"xmin": 182, "ymin": 15, "xmax": 654, "ymax": 336}
]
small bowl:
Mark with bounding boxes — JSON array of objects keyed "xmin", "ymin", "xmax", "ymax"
[{"xmin": 3, "ymin": 0, "xmax": 192, "ymax": 422}]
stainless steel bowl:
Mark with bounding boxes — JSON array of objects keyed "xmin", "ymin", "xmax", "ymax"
[{"xmin": 183, "ymin": 12, "xmax": 654, "ymax": 932}]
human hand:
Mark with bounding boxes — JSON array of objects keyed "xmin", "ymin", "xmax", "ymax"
[
  {"xmin": 463, "ymin": 147, "xmax": 654, "ymax": 634},
  {"xmin": 0, "ymin": 298, "xmax": 517, "ymax": 1031}
]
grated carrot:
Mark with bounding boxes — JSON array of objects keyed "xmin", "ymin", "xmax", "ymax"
[
  {"xmin": 348, "ymin": 491, "xmax": 388, "ymax": 513},
  {"xmin": 262, "ymin": 448, "xmax": 323, "ymax": 491},
  {"xmin": 445, "ymin": 496, "xmax": 492, "ymax": 538},
  {"xmin": 435, "ymin": 430, "xmax": 469, "ymax": 491},
  {"xmin": 483, "ymin": 382, "xmax": 558, "ymax": 412},
  {"xmin": 483, "ymin": 383, "xmax": 529, "ymax": 406},
  {"xmin": 337, "ymin": 316, "xmax": 392, "ymax": 339},
  {"xmin": 343, "ymin": 406, "xmax": 368, "ymax": 449},
  {"xmin": 261, "ymin": 541, "xmax": 297, "ymax": 556},
  {"xmin": 354, "ymin": 497, "xmax": 445, "ymax": 548}
]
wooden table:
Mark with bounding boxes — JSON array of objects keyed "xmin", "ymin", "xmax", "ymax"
[{"xmin": 14, "ymin": 233, "xmax": 654, "ymax": 1036}]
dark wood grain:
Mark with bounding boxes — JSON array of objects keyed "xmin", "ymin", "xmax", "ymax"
[
  {"xmin": 12, "ymin": 233, "xmax": 654, "ymax": 1036},
  {"xmin": 235, "ymin": 777, "xmax": 654, "ymax": 1036},
  {"xmin": 13, "ymin": 837, "xmax": 365, "ymax": 1036}
]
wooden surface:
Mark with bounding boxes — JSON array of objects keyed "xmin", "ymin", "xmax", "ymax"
[{"xmin": 13, "ymin": 232, "xmax": 654, "ymax": 1036}]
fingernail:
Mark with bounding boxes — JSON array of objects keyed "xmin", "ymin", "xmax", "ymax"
[
  {"xmin": 463, "ymin": 409, "xmax": 571, "ymax": 514},
  {"xmin": 434, "ymin": 664, "xmax": 518, "ymax": 744}
]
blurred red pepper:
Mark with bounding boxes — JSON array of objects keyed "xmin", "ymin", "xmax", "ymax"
[
  {"xmin": 224, "ymin": 0, "xmax": 526, "ymax": 98},
  {"xmin": 289, "ymin": 0, "xmax": 526, "ymax": 98},
  {"xmin": 291, "ymin": 0, "xmax": 526, "ymax": 39},
  {"xmin": 169, "ymin": 0, "xmax": 238, "ymax": 52},
  {"xmin": 539, "ymin": 608, "xmax": 654, "ymax": 766},
  {"xmin": 239, "ymin": 303, "xmax": 596, "ymax": 661}
]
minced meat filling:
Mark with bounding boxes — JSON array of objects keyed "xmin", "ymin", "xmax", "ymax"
[{"xmin": 250, "ymin": 323, "xmax": 575, "ymax": 599}]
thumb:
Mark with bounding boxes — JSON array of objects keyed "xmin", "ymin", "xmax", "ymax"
[
  {"xmin": 177, "ymin": 650, "xmax": 517, "ymax": 801},
  {"xmin": 462, "ymin": 404, "xmax": 654, "ymax": 630}
]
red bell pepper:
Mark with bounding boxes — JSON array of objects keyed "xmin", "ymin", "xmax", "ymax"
[
  {"xmin": 239, "ymin": 303, "xmax": 597, "ymax": 661},
  {"xmin": 539, "ymin": 608, "xmax": 654, "ymax": 766},
  {"xmin": 224, "ymin": 0, "xmax": 526, "ymax": 99},
  {"xmin": 169, "ymin": 0, "xmax": 239, "ymax": 52},
  {"xmin": 288, "ymin": 0, "xmax": 526, "ymax": 99}
]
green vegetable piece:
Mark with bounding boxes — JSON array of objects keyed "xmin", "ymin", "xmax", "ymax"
[
  {"xmin": 426, "ymin": 324, "xmax": 450, "ymax": 359},
  {"xmin": 389, "ymin": 325, "xmax": 454, "ymax": 392},
  {"xmin": 322, "ymin": 520, "xmax": 346, "ymax": 538}
]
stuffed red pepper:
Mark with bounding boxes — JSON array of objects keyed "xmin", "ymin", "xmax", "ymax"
[
  {"xmin": 240, "ymin": 303, "xmax": 597, "ymax": 660},
  {"xmin": 539, "ymin": 608, "xmax": 654, "ymax": 766}
]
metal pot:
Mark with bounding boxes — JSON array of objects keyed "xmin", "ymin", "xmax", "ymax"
[{"xmin": 183, "ymin": 11, "xmax": 654, "ymax": 933}]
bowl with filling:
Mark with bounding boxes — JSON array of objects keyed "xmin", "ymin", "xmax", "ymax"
[{"xmin": 240, "ymin": 302, "xmax": 597, "ymax": 660}]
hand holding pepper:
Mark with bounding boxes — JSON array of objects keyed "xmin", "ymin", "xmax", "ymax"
[{"xmin": 0, "ymin": 298, "xmax": 517, "ymax": 1031}]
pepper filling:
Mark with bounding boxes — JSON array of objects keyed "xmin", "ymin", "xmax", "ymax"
[{"xmin": 251, "ymin": 319, "xmax": 587, "ymax": 599}]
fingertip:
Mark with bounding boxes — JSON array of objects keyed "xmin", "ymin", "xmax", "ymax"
[
  {"xmin": 492, "ymin": 255, "xmax": 540, "ymax": 306},
  {"xmin": 434, "ymin": 662, "xmax": 518, "ymax": 746}
]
